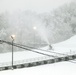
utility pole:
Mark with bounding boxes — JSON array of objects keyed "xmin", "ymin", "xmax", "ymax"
[{"xmin": 11, "ymin": 35, "xmax": 15, "ymax": 70}]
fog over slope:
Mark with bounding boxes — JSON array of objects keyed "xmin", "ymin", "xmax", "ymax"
[{"xmin": 0, "ymin": 2, "xmax": 76, "ymax": 53}]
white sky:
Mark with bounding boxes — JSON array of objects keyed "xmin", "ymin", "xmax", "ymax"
[{"xmin": 0, "ymin": 0, "xmax": 74, "ymax": 14}]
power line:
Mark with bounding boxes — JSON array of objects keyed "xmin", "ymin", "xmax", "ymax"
[
  {"xmin": 0, "ymin": 40, "xmax": 58, "ymax": 58},
  {"xmin": 12, "ymin": 42, "xmax": 76, "ymax": 64},
  {"xmin": 0, "ymin": 40, "xmax": 76, "ymax": 64}
]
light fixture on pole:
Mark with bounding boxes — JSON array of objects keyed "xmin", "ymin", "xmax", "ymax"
[{"xmin": 11, "ymin": 34, "xmax": 15, "ymax": 70}]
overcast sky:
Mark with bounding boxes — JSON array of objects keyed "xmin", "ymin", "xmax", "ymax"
[{"xmin": 0, "ymin": 0, "xmax": 74, "ymax": 14}]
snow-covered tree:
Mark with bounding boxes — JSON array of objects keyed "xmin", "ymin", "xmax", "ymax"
[{"xmin": 41, "ymin": 2, "xmax": 76, "ymax": 44}]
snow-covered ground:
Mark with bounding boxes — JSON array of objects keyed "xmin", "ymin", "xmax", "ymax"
[
  {"xmin": 0, "ymin": 35, "xmax": 76, "ymax": 69},
  {"xmin": 0, "ymin": 62, "xmax": 76, "ymax": 75},
  {"xmin": 0, "ymin": 35, "xmax": 76, "ymax": 75},
  {"xmin": 0, "ymin": 50, "xmax": 55, "ymax": 67}
]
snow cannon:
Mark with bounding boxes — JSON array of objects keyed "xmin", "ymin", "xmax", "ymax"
[{"xmin": 48, "ymin": 45, "xmax": 53, "ymax": 50}]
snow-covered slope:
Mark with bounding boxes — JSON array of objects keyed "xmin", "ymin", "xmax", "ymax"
[
  {"xmin": 0, "ymin": 35, "xmax": 76, "ymax": 70},
  {"xmin": 52, "ymin": 35, "xmax": 76, "ymax": 53}
]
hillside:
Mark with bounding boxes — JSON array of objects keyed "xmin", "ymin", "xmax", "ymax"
[{"xmin": 52, "ymin": 35, "xmax": 76, "ymax": 53}]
